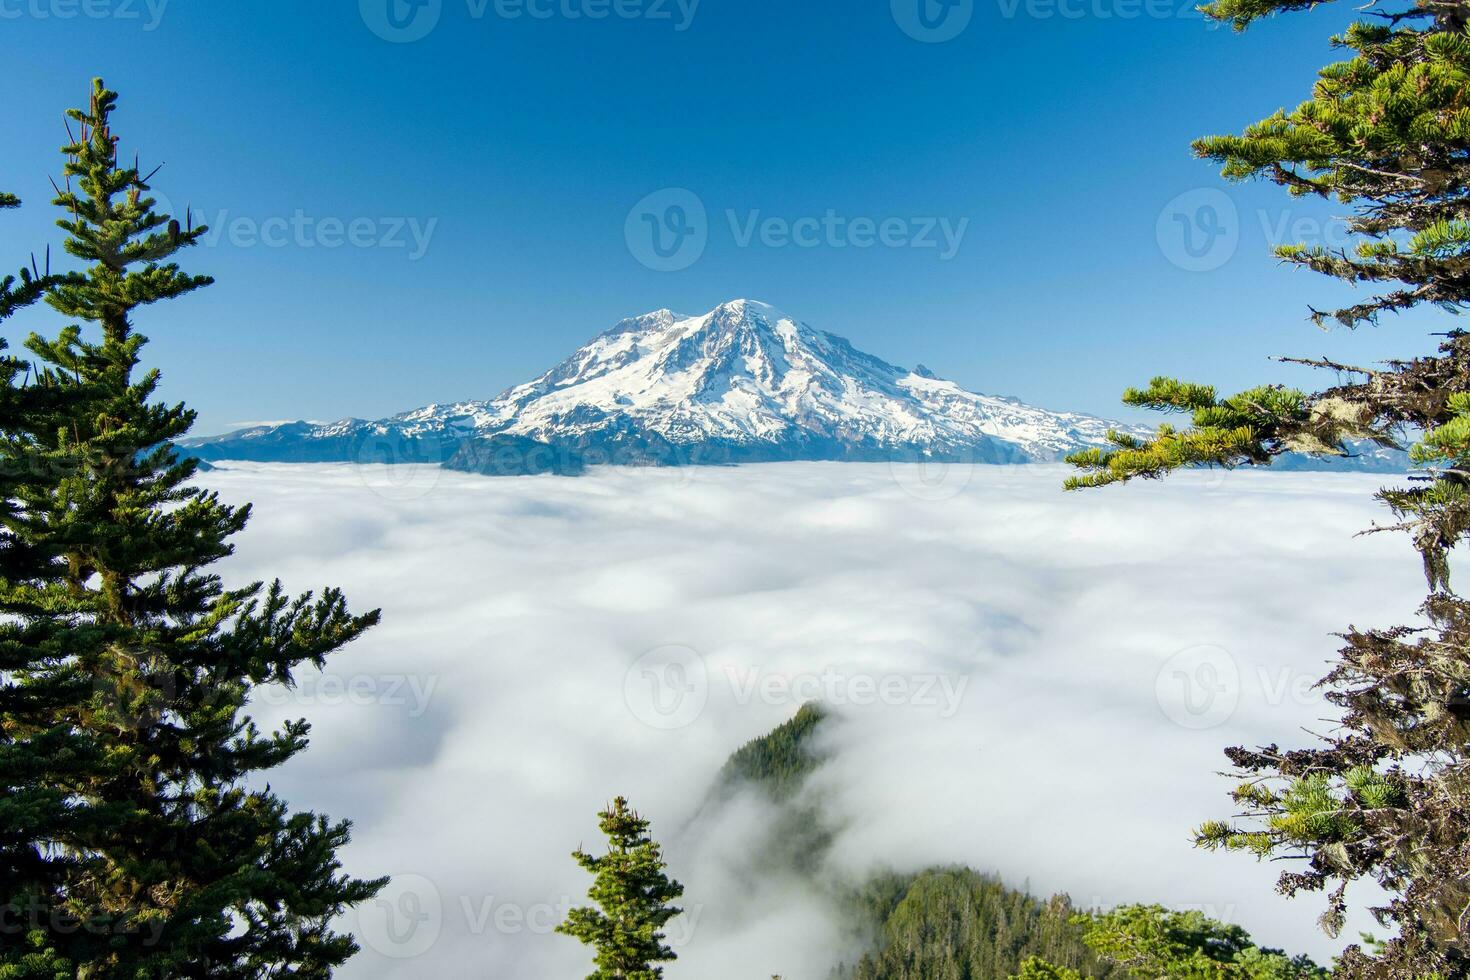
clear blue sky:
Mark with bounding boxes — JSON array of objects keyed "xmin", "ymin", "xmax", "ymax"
[{"xmin": 0, "ymin": 0, "xmax": 1439, "ymax": 434}]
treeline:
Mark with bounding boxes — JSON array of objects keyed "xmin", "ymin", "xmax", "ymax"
[
  {"xmin": 716, "ymin": 701, "xmax": 830, "ymax": 802},
  {"xmin": 835, "ymin": 869, "xmax": 1113, "ymax": 980},
  {"xmin": 711, "ymin": 704, "xmax": 1326, "ymax": 980}
]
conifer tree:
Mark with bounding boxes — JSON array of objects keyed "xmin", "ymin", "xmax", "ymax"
[
  {"xmin": 1012, "ymin": 906, "xmax": 1329, "ymax": 980},
  {"xmin": 1071, "ymin": 906, "xmax": 1325, "ymax": 980},
  {"xmin": 0, "ymin": 79, "xmax": 384, "ymax": 978},
  {"xmin": 1066, "ymin": 2, "xmax": 1470, "ymax": 976},
  {"xmin": 558, "ymin": 797, "xmax": 685, "ymax": 980}
]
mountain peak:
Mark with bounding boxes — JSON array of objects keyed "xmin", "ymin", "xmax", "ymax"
[
  {"xmin": 455, "ymin": 300, "xmax": 1138, "ymax": 462},
  {"xmin": 186, "ymin": 301, "xmax": 1158, "ymax": 470},
  {"xmin": 711, "ymin": 297, "xmax": 784, "ymax": 318},
  {"xmin": 695, "ymin": 299, "xmax": 795, "ymax": 340},
  {"xmin": 608, "ymin": 300, "xmax": 789, "ymax": 340}
]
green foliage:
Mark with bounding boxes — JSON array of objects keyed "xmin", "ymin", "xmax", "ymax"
[
  {"xmin": 1198, "ymin": 767, "xmax": 1407, "ymax": 863},
  {"xmin": 1410, "ymin": 391, "xmax": 1470, "ymax": 466},
  {"xmin": 717, "ymin": 701, "xmax": 830, "ymax": 802},
  {"xmin": 709, "ymin": 710, "xmax": 1111, "ymax": 980},
  {"xmin": 710, "ymin": 714, "xmax": 1324, "ymax": 980},
  {"xmin": 836, "ymin": 870, "xmax": 1114, "ymax": 980},
  {"xmin": 1067, "ymin": 0, "xmax": 1470, "ymax": 481},
  {"xmin": 1062, "ymin": 376, "xmax": 1400, "ymax": 490},
  {"xmin": 1072, "ymin": 905, "xmax": 1327, "ymax": 980},
  {"xmin": 1011, "ymin": 957, "xmax": 1085, "ymax": 980},
  {"xmin": 1192, "ymin": 3, "xmax": 1470, "ymax": 328},
  {"xmin": 0, "ymin": 188, "xmax": 70, "ymax": 328},
  {"xmin": 558, "ymin": 797, "xmax": 685, "ymax": 980},
  {"xmin": 708, "ymin": 702, "xmax": 836, "ymax": 876},
  {"xmin": 1066, "ymin": 3, "xmax": 1470, "ymax": 973},
  {"xmin": 0, "ymin": 79, "xmax": 384, "ymax": 978},
  {"xmin": 1064, "ymin": 381, "xmax": 1319, "ymax": 489}
]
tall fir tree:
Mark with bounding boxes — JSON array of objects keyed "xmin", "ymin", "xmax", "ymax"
[
  {"xmin": 0, "ymin": 79, "xmax": 385, "ymax": 978},
  {"xmin": 1066, "ymin": 2, "xmax": 1470, "ymax": 977},
  {"xmin": 558, "ymin": 797, "xmax": 685, "ymax": 980}
]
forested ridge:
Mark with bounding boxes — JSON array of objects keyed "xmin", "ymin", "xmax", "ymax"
[
  {"xmin": 835, "ymin": 870, "xmax": 1113, "ymax": 980},
  {"xmin": 716, "ymin": 701, "xmax": 831, "ymax": 802},
  {"xmin": 710, "ymin": 707, "xmax": 1264, "ymax": 980}
]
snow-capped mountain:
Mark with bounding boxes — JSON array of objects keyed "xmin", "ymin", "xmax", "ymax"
[
  {"xmin": 184, "ymin": 300, "xmax": 1143, "ymax": 473},
  {"xmin": 183, "ymin": 299, "xmax": 1406, "ymax": 475}
]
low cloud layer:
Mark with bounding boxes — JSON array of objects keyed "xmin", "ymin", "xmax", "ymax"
[{"xmin": 201, "ymin": 461, "xmax": 1425, "ymax": 978}]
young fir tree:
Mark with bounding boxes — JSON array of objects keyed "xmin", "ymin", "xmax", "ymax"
[
  {"xmin": 0, "ymin": 79, "xmax": 385, "ymax": 977},
  {"xmin": 1065, "ymin": 2, "xmax": 1470, "ymax": 977},
  {"xmin": 558, "ymin": 797, "xmax": 685, "ymax": 980}
]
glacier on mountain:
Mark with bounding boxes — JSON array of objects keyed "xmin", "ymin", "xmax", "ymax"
[{"xmin": 181, "ymin": 299, "xmax": 1405, "ymax": 475}]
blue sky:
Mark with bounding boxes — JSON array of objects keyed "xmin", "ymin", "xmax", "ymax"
[{"xmin": 0, "ymin": 0, "xmax": 1441, "ymax": 434}]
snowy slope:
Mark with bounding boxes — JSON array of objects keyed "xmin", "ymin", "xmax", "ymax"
[
  {"xmin": 186, "ymin": 300, "xmax": 1145, "ymax": 470},
  {"xmin": 183, "ymin": 299, "xmax": 1410, "ymax": 473},
  {"xmin": 430, "ymin": 300, "xmax": 1125, "ymax": 457}
]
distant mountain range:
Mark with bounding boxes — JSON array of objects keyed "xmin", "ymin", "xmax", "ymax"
[{"xmin": 181, "ymin": 299, "xmax": 1407, "ymax": 476}]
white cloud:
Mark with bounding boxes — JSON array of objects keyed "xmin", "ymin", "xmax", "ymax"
[{"xmin": 201, "ymin": 461, "xmax": 1424, "ymax": 978}]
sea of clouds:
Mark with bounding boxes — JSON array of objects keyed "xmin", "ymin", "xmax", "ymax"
[{"xmin": 201, "ymin": 461, "xmax": 1427, "ymax": 979}]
